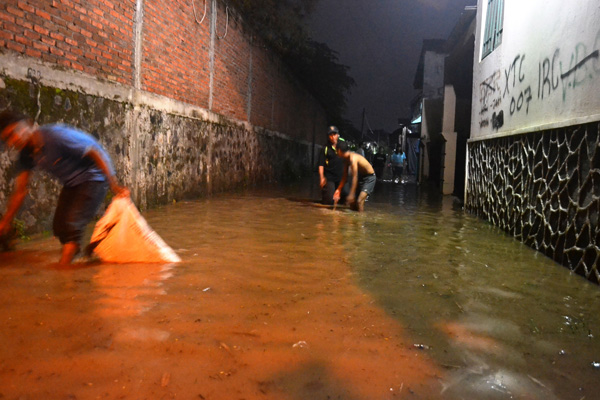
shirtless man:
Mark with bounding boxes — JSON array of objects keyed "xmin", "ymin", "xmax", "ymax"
[{"xmin": 333, "ymin": 140, "xmax": 376, "ymax": 212}]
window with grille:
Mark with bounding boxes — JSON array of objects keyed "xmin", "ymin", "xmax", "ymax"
[{"xmin": 481, "ymin": 0, "xmax": 504, "ymax": 59}]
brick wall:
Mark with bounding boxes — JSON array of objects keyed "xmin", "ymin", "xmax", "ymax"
[
  {"xmin": 0, "ymin": 0, "xmax": 324, "ymax": 140},
  {"xmin": 211, "ymin": 9, "xmax": 250, "ymax": 120},
  {"xmin": 141, "ymin": 0, "xmax": 211, "ymax": 106},
  {"xmin": 1, "ymin": 0, "xmax": 135, "ymax": 84}
]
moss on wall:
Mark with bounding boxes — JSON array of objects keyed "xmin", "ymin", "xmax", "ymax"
[{"xmin": 0, "ymin": 75, "xmax": 312, "ymax": 235}]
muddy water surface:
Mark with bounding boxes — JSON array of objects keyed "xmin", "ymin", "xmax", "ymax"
[{"xmin": 0, "ymin": 181, "xmax": 599, "ymax": 400}]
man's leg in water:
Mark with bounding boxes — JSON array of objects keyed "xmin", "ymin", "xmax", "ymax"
[
  {"xmin": 356, "ymin": 174, "xmax": 376, "ymax": 212},
  {"xmin": 54, "ymin": 181, "xmax": 108, "ymax": 264},
  {"xmin": 357, "ymin": 191, "xmax": 368, "ymax": 212},
  {"xmin": 60, "ymin": 242, "xmax": 80, "ymax": 264}
]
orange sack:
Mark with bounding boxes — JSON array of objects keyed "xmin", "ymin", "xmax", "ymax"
[{"xmin": 89, "ymin": 197, "xmax": 181, "ymax": 263}]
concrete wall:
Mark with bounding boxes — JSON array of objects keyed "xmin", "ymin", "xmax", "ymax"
[
  {"xmin": 0, "ymin": 0, "xmax": 326, "ymax": 234},
  {"xmin": 471, "ymin": 0, "xmax": 600, "ymax": 139},
  {"xmin": 422, "ymin": 51, "xmax": 446, "ymax": 99}
]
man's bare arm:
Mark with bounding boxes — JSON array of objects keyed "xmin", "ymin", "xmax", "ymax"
[
  {"xmin": 85, "ymin": 148, "xmax": 128, "ymax": 197},
  {"xmin": 348, "ymin": 156, "xmax": 359, "ymax": 201},
  {"xmin": 0, "ymin": 170, "xmax": 30, "ymax": 235}
]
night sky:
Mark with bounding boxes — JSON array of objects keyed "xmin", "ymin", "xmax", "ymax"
[{"xmin": 307, "ymin": 0, "xmax": 477, "ymax": 133}]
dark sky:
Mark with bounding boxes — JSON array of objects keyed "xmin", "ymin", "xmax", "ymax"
[{"xmin": 307, "ymin": 0, "xmax": 477, "ymax": 133}]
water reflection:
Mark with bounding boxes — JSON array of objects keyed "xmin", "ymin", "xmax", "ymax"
[
  {"xmin": 345, "ymin": 181, "xmax": 600, "ymax": 400},
  {"xmin": 93, "ymin": 262, "xmax": 175, "ymax": 318},
  {"xmin": 0, "ymin": 179, "xmax": 599, "ymax": 399}
]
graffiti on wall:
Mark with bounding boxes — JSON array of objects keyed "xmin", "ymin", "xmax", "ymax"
[{"xmin": 478, "ymin": 29, "xmax": 600, "ymax": 131}]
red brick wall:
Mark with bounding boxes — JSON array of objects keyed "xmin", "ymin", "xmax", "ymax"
[
  {"xmin": 0, "ymin": 0, "xmax": 135, "ymax": 84},
  {"xmin": 0, "ymin": 1, "xmax": 324, "ymax": 139},
  {"xmin": 212, "ymin": 10, "xmax": 251, "ymax": 120},
  {"xmin": 141, "ymin": 0, "xmax": 211, "ymax": 107},
  {"xmin": 250, "ymin": 48, "xmax": 276, "ymax": 129}
]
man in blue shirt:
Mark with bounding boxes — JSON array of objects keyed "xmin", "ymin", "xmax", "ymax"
[
  {"xmin": 391, "ymin": 145, "xmax": 406, "ymax": 183},
  {"xmin": 0, "ymin": 110, "xmax": 128, "ymax": 264}
]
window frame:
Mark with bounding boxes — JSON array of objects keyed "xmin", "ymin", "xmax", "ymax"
[{"xmin": 481, "ymin": 0, "xmax": 504, "ymax": 59}]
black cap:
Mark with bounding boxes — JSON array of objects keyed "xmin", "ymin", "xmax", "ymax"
[{"xmin": 327, "ymin": 125, "xmax": 339, "ymax": 135}]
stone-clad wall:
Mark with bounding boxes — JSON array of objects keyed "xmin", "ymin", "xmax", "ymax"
[
  {"xmin": 0, "ymin": 72, "xmax": 316, "ymax": 233},
  {"xmin": 0, "ymin": 0, "xmax": 326, "ymax": 234},
  {"xmin": 466, "ymin": 122, "xmax": 600, "ymax": 284}
]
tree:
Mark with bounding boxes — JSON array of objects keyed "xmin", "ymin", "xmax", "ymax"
[{"xmin": 227, "ymin": 0, "xmax": 354, "ymax": 124}]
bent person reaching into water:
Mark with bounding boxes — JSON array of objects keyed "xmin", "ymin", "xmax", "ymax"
[
  {"xmin": 333, "ymin": 141, "xmax": 376, "ymax": 212},
  {"xmin": 0, "ymin": 110, "xmax": 128, "ymax": 265}
]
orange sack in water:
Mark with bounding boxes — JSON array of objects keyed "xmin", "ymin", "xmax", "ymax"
[{"xmin": 88, "ymin": 197, "xmax": 181, "ymax": 263}]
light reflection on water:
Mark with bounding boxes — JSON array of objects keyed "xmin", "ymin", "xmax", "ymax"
[
  {"xmin": 139, "ymin": 179, "xmax": 600, "ymax": 399},
  {"xmin": 136, "ymin": 180, "xmax": 600, "ymax": 399}
]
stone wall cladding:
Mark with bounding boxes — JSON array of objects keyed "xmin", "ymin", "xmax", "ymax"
[
  {"xmin": 466, "ymin": 122, "xmax": 600, "ymax": 284},
  {"xmin": 0, "ymin": 1, "xmax": 326, "ymax": 234},
  {"xmin": 0, "ymin": 75, "xmax": 307, "ymax": 232},
  {"xmin": 0, "ymin": 76, "xmax": 132, "ymax": 230}
]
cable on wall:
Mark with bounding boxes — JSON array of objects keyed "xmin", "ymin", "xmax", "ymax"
[{"xmin": 192, "ymin": 0, "xmax": 207, "ymax": 24}]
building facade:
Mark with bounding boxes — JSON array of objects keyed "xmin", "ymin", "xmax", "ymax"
[{"xmin": 466, "ymin": 0, "xmax": 600, "ymax": 282}]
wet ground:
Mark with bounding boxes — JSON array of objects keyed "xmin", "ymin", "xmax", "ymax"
[{"xmin": 1, "ymin": 176, "xmax": 599, "ymax": 400}]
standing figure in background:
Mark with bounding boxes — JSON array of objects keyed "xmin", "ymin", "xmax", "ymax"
[
  {"xmin": 356, "ymin": 142, "xmax": 365, "ymax": 157},
  {"xmin": 391, "ymin": 145, "xmax": 406, "ymax": 183},
  {"xmin": 0, "ymin": 110, "xmax": 128, "ymax": 265},
  {"xmin": 318, "ymin": 125, "xmax": 347, "ymax": 205}
]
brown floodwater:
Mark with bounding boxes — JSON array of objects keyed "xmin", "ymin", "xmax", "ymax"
[{"xmin": 0, "ymin": 179, "xmax": 599, "ymax": 400}]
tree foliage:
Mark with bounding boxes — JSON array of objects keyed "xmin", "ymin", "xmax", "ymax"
[{"xmin": 227, "ymin": 0, "xmax": 354, "ymax": 125}]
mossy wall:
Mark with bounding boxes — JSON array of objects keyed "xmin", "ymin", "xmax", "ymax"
[{"xmin": 0, "ymin": 73, "xmax": 314, "ymax": 235}]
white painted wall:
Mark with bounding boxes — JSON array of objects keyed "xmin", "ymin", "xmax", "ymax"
[
  {"xmin": 423, "ymin": 51, "xmax": 446, "ymax": 99},
  {"xmin": 471, "ymin": 0, "xmax": 600, "ymax": 139},
  {"xmin": 442, "ymin": 131, "xmax": 457, "ymax": 195},
  {"xmin": 442, "ymin": 85, "xmax": 456, "ymax": 133},
  {"xmin": 442, "ymin": 85, "xmax": 457, "ymax": 195}
]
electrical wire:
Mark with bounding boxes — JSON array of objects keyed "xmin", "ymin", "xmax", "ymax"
[
  {"xmin": 192, "ymin": 0, "xmax": 207, "ymax": 24},
  {"xmin": 216, "ymin": 5, "xmax": 229, "ymax": 39}
]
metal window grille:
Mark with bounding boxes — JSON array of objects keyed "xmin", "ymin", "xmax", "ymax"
[{"xmin": 482, "ymin": 0, "xmax": 504, "ymax": 58}]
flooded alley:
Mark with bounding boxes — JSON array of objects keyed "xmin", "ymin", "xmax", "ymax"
[{"xmin": 1, "ymin": 180, "xmax": 599, "ymax": 400}]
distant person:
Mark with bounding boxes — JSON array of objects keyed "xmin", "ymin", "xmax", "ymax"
[
  {"xmin": 356, "ymin": 142, "xmax": 365, "ymax": 157},
  {"xmin": 317, "ymin": 125, "xmax": 347, "ymax": 205},
  {"xmin": 391, "ymin": 146, "xmax": 406, "ymax": 183},
  {"xmin": 333, "ymin": 141, "xmax": 376, "ymax": 212},
  {"xmin": 0, "ymin": 110, "xmax": 128, "ymax": 265},
  {"xmin": 373, "ymin": 148, "xmax": 387, "ymax": 180}
]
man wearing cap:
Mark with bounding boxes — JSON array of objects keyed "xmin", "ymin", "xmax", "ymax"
[
  {"xmin": 0, "ymin": 109, "xmax": 128, "ymax": 265},
  {"xmin": 317, "ymin": 125, "xmax": 347, "ymax": 205}
]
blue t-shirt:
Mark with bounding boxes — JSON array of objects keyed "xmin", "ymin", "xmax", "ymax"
[
  {"xmin": 391, "ymin": 152, "xmax": 405, "ymax": 166},
  {"xmin": 18, "ymin": 124, "xmax": 115, "ymax": 187}
]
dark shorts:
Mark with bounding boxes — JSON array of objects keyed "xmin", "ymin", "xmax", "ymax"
[
  {"xmin": 359, "ymin": 173, "xmax": 376, "ymax": 195},
  {"xmin": 321, "ymin": 180, "xmax": 349, "ymax": 205},
  {"xmin": 53, "ymin": 180, "xmax": 108, "ymax": 244}
]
